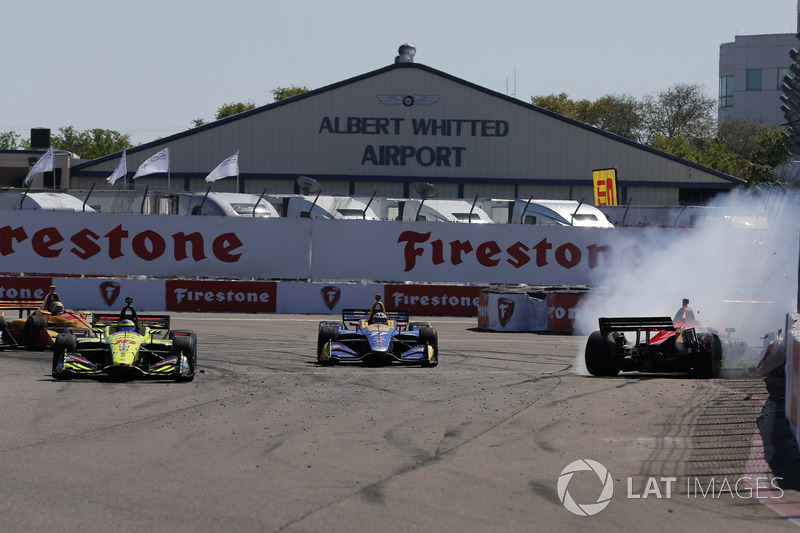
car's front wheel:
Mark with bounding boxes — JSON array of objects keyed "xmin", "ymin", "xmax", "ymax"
[
  {"xmin": 317, "ymin": 326, "xmax": 339, "ymax": 364},
  {"xmin": 419, "ymin": 327, "xmax": 438, "ymax": 367},
  {"xmin": 172, "ymin": 336, "xmax": 195, "ymax": 382},
  {"xmin": 52, "ymin": 333, "xmax": 76, "ymax": 380}
]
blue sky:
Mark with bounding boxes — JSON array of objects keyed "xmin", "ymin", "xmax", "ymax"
[{"xmin": 2, "ymin": 0, "xmax": 796, "ymax": 146}]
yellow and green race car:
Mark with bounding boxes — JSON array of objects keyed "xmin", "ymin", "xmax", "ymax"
[{"xmin": 51, "ymin": 297, "xmax": 197, "ymax": 382}]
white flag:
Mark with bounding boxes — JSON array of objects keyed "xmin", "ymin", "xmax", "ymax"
[
  {"xmin": 205, "ymin": 151, "xmax": 239, "ymax": 182},
  {"xmin": 107, "ymin": 150, "xmax": 127, "ymax": 185},
  {"xmin": 132, "ymin": 147, "xmax": 169, "ymax": 178},
  {"xmin": 23, "ymin": 147, "xmax": 54, "ymax": 186}
]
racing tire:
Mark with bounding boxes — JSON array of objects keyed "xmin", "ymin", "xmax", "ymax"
[
  {"xmin": 418, "ymin": 327, "xmax": 439, "ymax": 367},
  {"xmin": 52, "ymin": 333, "xmax": 76, "ymax": 380},
  {"xmin": 317, "ymin": 326, "xmax": 339, "ymax": 365},
  {"xmin": 172, "ymin": 335, "xmax": 195, "ymax": 382},
  {"xmin": 24, "ymin": 315, "xmax": 48, "ymax": 350},
  {"xmin": 0, "ymin": 315, "xmax": 11, "ymax": 345},
  {"xmin": 585, "ymin": 330, "xmax": 620, "ymax": 377},
  {"xmin": 690, "ymin": 334, "xmax": 722, "ymax": 379}
]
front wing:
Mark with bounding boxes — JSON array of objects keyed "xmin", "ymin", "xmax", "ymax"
[
  {"xmin": 56, "ymin": 350, "xmax": 185, "ymax": 379},
  {"xmin": 323, "ymin": 333, "xmax": 435, "ymax": 364}
]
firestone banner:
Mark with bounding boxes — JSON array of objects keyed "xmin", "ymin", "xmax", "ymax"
[
  {"xmin": 0, "ymin": 211, "xmax": 311, "ymax": 279},
  {"xmin": 0, "ymin": 211, "xmax": 664, "ymax": 285}
]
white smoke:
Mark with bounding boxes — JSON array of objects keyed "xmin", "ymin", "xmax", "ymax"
[{"xmin": 575, "ymin": 187, "xmax": 800, "ymax": 374}]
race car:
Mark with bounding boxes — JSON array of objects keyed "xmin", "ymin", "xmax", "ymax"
[
  {"xmin": 51, "ymin": 297, "xmax": 197, "ymax": 381},
  {"xmin": 584, "ymin": 299, "xmax": 741, "ymax": 378},
  {"xmin": 1, "ymin": 300, "xmax": 94, "ymax": 350},
  {"xmin": 317, "ymin": 295, "xmax": 438, "ymax": 366}
]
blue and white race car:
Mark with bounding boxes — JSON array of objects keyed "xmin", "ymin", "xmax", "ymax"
[{"xmin": 316, "ymin": 295, "xmax": 438, "ymax": 366}]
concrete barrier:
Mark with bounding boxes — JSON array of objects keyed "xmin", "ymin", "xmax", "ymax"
[{"xmin": 787, "ymin": 313, "xmax": 800, "ymax": 453}]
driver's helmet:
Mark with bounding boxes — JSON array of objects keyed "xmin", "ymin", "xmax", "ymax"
[
  {"xmin": 119, "ymin": 319, "xmax": 136, "ymax": 332},
  {"xmin": 50, "ymin": 301, "xmax": 64, "ymax": 315},
  {"xmin": 372, "ymin": 312, "xmax": 388, "ymax": 324}
]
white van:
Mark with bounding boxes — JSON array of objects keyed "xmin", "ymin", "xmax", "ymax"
[
  {"xmin": 0, "ymin": 191, "xmax": 96, "ymax": 212},
  {"xmin": 511, "ymin": 199, "xmax": 614, "ymax": 228},
  {"xmin": 175, "ymin": 192, "xmax": 280, "ymax": 218},
  {"xmin": 398, "ymin": 199, "xmax": 494, "ymax": 223},
  {"xmin": 283, "ymin": 195, "xmax": 380, "ymax": 220}
]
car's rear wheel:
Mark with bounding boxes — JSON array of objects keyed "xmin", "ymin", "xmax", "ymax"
[
  {"xmin": 317, "ymin": 326, "xmax": 339, "ymax": 364},
  {"xmin": 52, "ymin": 333, "xmax": 76, "ymax": 380},
  {"xmin": 24, "ymin": 315, "xmax": 48, "ymax": 350},
  {"xmin": 0, "ymin": 315, "xmax": 11, "ymax": 345},
  {"xmin": 690, "ymin": 333, "xmax": 722, "ymax": 379},
  {"xmin": 585, "ymin": 330, "xmax": 620, "ymax": 376}
]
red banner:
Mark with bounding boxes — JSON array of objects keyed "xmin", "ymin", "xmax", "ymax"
[
  {"xmin": 546, "ymin": 292, "xmax": 586, "ymax": 333},
  {"xmin": 0, "ymin": 276, "xmax": 52, "ymax": 301},
  {"xmin": 383, "ymin": 284, "xmax": 485, "ymax": 316},
  {"xmin": 166, "ymin": 280, "xmax": 276, "ymax": 312}
]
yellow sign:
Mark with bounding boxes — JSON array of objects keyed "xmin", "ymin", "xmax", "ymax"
[{"xmin": 593, "ymin": 168, "xmax": 618, "ymax": 206}]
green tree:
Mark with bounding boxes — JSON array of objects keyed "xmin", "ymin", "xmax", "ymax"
[
  {"xmin": 641, "ymin": 83, "xmax": 716, "ymax": 145},
  {"xmin": 742, "ymin": 125, "xmax": 790, "ymax": 186},
  {"xmin": 531, "ymin": 93, "xmax": 591, "ymax": 120},
  {"xmin": 532, "ymin": 92, "xmax": 643, "ymax": 141},
  {"xmin": 589, "ymin": 94, "xmax": 644, "ymax": 142},
  {"xmin": 216, "ymin": 101, "xmax": 257, "ymax": 120},
  {"xmin": 0, "ymin": 131, "xmax": 21, "ymax": 149},
  {"xmin": 50, "ymin": 126, "xmax": 132, "ymax": 159},
  {"xmin": 271, "ymin": 85, "xmax": 309, "ymax": 101}
]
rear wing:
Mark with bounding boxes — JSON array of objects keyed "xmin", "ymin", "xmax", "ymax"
[
  {"xmin": 342, "ymin": 308, "xmax": 410, "ymax": 324},
  {"xmin": 0, "ymin": 300, "xmax": 43, "ymax": 318},
  {"xmin": 93, "ymin": 314, "xmax": 171, "ymax": 330},
  {"xmin": 598, "ymin": 317, "xmax": 676, "ymax": 333}
]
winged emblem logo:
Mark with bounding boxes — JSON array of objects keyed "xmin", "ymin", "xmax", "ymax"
[{"xmin": 376, "ymin": 94, "xmax": 440, "ymax": 107}]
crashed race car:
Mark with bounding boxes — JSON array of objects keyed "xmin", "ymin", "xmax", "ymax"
[
  {"xmin": 51, "ymin": 297, "xmax": 197, "ymax": 382},
  {"xmin": 585, "ymin": 299, "xmax": 743, "ymax": 378},
  {"xmin": 317, "ymin": 295, "xmax": 438, "ymax": 366}
]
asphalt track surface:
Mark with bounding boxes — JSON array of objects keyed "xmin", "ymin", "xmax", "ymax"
[{"xmin": 1, "ymin": 313, "xmax": 800, "ymax": 533}]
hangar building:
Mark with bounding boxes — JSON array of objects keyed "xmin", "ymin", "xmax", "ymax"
[{"xmin": 61, "ymin": 46, "xmax": 742, "ymax": 205}]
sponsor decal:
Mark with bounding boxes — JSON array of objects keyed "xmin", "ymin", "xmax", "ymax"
[
  {"xmin": 0, "ymin": 277, "xmax": 51, "ymax": 301},
  {"xmin": 166, "ymin": 280, "xmax": 276, "ymax": 313},
  {"xmin": 321, "ymin": 286, "xmax": 341, "ymax": 310},
  {"xmin": 497, "ymin": 297, "xmax": 515, "ymax": 327},
  {"xmin": 396, "ymin": 230, "xmax": 642, "ymax": 273},
  {"xmin": 385, "ymin": 284, "xmax": 484, "ymax": 316},
  {"xmin": 0, "ymin": 224, "xmax": 242, "ymax": 263},
  {"xmin": 546, "ymin": 292, "xmax": 586, "ymax": 334},
  {"xmin": 99, "ymin": 281, "xmax": 121, "ymax": 305}
]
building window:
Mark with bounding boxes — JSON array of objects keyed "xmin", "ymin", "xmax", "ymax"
[
  {"xmin": 719, "ymin": 75, "xmax": 734, "ymax": 107},
  {"xmin": 746, "ymin": 69, "xmax": 762, "ymax": 91},
  {"xmin": 779, "ymin": 67, "xmax": 793, "ymax": 87}
]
